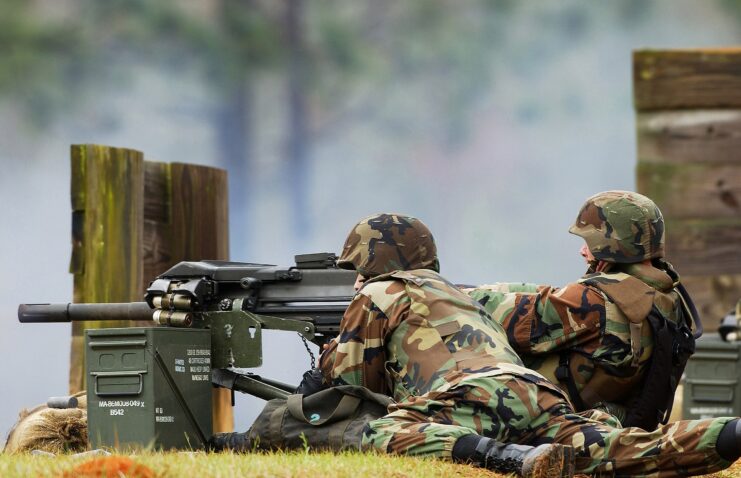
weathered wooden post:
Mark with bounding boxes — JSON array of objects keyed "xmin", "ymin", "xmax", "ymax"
[
  {"xmin": 69, "ymin": 144, "xmax": 234, "ymax": 432},
  {"xmin": 635, "ymin": 49, "xmax": 741, "ymax": 332},
  {"xmin": 69, "ymin": 145, "xmax": 144, "ymax": 390}
]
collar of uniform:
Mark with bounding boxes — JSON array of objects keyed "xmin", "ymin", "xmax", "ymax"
[{"xmin": 365, "ymin": 268, "xmax": 439, "ymax": 287}]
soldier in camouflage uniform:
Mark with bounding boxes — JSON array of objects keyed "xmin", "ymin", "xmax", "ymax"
[
  {"xmin": 320, "ymin": 212, "xmax": 741, "ymax": 477},
  {"xmin": 466, "ymin": 191, "xmax": 697, "ymax": 429}
]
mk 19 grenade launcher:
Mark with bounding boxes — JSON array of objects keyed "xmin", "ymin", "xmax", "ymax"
[{"xmin": 18, "ymin": 253, "xmax": 356, "ymax": 450}]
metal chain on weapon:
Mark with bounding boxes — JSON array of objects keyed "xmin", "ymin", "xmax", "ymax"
[{"xmin": 299, "ymin": 333, "xmax": 316, "ymax": 369}]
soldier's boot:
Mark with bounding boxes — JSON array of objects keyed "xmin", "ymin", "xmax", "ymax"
[
  {"xmin": 454, "ymin": 435, "xmax": 575, "ymax": 478},
  {"xmin": 208, "ymin": 432, "xmax": 252, "ymax": 452}
]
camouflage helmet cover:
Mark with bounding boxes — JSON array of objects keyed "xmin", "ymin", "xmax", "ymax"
[
  {"xmin": 338, "ymin": 213, "xmax": 440, "ymax": 277},
  {"xmin": 569, "ymin": 190, "xmax": 665, "ymax": 263}
]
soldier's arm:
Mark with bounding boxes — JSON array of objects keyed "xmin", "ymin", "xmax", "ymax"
[
  {"xmin": 318, "ymin": 293, "xmax": 393, "ymax": 395},
  {"xmin": 468, "ymin": 282, "xmax": 605, "ymax": 354},
  {"xmin": 466, "ymin": 283, "xmax": 540, "ymax": 312}
]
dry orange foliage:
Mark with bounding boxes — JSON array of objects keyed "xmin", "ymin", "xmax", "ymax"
[{"xmin": 59, "ymin": 456, "xmax": 156, "ymax": 478}]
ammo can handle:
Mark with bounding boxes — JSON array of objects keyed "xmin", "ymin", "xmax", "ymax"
[{"xmin": 90, "ymin": 371, "xmax": 146, "ymax": 396}]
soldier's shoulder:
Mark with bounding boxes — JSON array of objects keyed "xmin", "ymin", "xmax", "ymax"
[
  {"xmin": 577, "ymin": 272, "xmax": 651, "ymax": 296},
  {"xmin": 578, "ymin": 271, "xmax": 633, "ymax": 285},
  {"xmin": 358, "ymin": 278, "xmax": 406, "ymax": 299},
  {"xmin": 578, "ymin": 272, "xmax": 655, "ymax": 322},
  {"xmin": 358, "ymin": 276, "xmax": 410, "ymax": 313},
  {"xmin": 365, "ymin": 268, "xmax": 441, "ymax": 289}
]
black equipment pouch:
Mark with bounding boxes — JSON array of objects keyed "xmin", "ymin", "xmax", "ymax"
[
  {"xmin": 622, "ymin": 305, "xmax": 695, "ymax": 430},
  {"xmin": 247, "ymin": 385, "xmax": 393, "ymax": 451}
]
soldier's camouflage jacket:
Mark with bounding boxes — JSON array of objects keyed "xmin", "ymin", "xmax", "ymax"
[
  {"xmin": 319, "ymin": 268, "xmax": 553, "ymax": 403},
  {"xmin": 466, "ymin": 262, "xmax": 694, "ymax": 411}
]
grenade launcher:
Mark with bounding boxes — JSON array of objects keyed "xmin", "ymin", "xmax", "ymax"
[{"xmin": 17, "ymin": 252, "xmax": 356, "ymax": 449}]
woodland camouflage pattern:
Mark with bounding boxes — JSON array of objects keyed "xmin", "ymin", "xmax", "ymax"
[
  {"xmin": 465, "ymin": 261, "xmax": 692, "ymax": 410},
  {"xmin": 569, "ymin": 190, "xmax": 664, "ymax": 263},
  {"xmin": 337, "ymin": 213, "xmax": 439, "ymax": 277},
  {"xmin": 322, "ymin": 212, "xmax": 734, "ymax": 476},
  {"xmin": 320, "ymin": 268, "xmax": 732, "ymax": 476}
]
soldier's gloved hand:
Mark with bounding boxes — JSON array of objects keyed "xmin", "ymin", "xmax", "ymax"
[{"xmin": 295, "ymin": 368, "xmax": 326, "ymax": 396}]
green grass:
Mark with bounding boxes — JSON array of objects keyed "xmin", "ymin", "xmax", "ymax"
[
  {"xmin": 0, "ymin": 451, "xmax": 502, "ymax": 478},
  {"xmin": 4, "ymin": 450, "xmax": 741, "ymax": 477},
  {"xmin": 710, "ymin": 462, "xmax": 741, "ymax": 478}
]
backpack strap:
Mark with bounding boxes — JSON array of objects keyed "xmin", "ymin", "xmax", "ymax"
[
  {"xmin": 676, "ymin": 282, "xmax": 703, "ymax": 339},
  {"xmin": 579, "ymin": 273, "xmax": 649, "ymax": 369},
  {"xmin": 554, "ymin": 352, "xmax": 587, "ymax": 410},
  {"xmin": 655, "ymin": 259, "xmax": 703, "ymax": 339},
  {"xmin": 622, "ymin": 306, "xmax": 695, "ymax": 429},
  {"xmin": 579, "ymin": 273, "xmax": 655, "ymax": 323}
]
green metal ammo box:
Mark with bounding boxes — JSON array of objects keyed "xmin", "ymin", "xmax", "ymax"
[
  {"xmin": 683, "ymin": 336, "xmax": 741, "ymax": 420},
  {"xmin": 86, "ymin": 327, "xmax": 213, "ymax": 450}
]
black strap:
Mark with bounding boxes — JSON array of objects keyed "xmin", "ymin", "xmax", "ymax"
[
  {"xmin": 555, "ymin": 352, "xmax": 586, "ymax": 410},
  {"xmin": 676, "ymin": 282, "xmax": 703, "ymax": 339},
  {"xmin": 622, "ymin": 309, "xmax": 693, "ymax": 429}
]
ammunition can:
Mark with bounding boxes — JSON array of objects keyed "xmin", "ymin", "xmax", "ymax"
[
  {"xmin": 683, "ymin": 336, "xmax": 741, "ymax": 419},
  {"xmin": 86, "ymin": 327, "xmax": 213, "ymax": 450}
]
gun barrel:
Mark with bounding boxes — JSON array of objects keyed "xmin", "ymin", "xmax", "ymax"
[{"xmin": 18, "ymin": 303, "xmax": 154, "ymax": 323}]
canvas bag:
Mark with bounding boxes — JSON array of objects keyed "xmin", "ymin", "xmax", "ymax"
[{"xmin": 247, "ymin": 385, "xmax": 393, "ymax": 451}]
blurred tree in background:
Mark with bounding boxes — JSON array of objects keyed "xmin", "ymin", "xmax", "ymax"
[
  {"xmin": 0, "ymin": 0, "xmax": 515, "ymax": 241},
  {"xmin": 0, "ymin": 0, "xmax": 89, "ymax": 127}
]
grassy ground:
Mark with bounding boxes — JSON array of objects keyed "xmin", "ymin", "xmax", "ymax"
[
  {"xmin": 0, "ymin": 451, "xmax": 501, "ymax": 478},
  {"xmin": 3, "ymin": 450, "xmax": 741, "ymax": 477}
]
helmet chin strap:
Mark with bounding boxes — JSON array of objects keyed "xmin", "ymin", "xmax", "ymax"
[{"xmin": 586, "ymin": 260, "xmax": 613, "ymax": 274}]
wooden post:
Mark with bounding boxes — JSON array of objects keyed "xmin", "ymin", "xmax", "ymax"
[
  {"xmin": 634, "ymin": 49, "xmax": 741, "ymax": 332},
  {"xmin": 143, "ymin": 161, "xmax": 233, "ymax": 432},
  {"xmin": 69, "ymin": 144, "xmax": 234, "ymax": 432},
  {"xmin": 69, "ymin": 145, "xmax": 144, "ymax": 392}
]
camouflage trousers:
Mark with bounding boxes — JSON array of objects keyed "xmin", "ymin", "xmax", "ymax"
[{"xmin": 362, "ymin": 374, "xmax": 734, "ymax": 477}]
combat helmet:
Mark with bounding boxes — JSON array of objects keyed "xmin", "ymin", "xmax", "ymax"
[
  {"xmin": 569, "ymin": 190, "xmax": 664, "ymax": 263},
  {"xmin": 337, "ymin": 213, "xmax": 440, "ymax": 277}
]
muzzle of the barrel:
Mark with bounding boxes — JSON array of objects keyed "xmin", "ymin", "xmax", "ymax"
[{"xmin": 18, "ymin": 303, "xmax": 154, "ymax": 323}]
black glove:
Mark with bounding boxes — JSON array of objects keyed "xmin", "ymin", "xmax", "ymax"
[{"xmin": 295, "ymin": 368, "xmax": 326, "ymax": 396}]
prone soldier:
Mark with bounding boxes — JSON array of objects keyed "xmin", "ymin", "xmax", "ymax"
[{"xmin": 320, "ymin": 212, "xmax": 741, "ymax": 477}]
